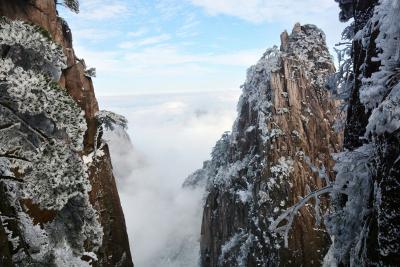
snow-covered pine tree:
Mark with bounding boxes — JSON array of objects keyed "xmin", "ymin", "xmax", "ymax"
[
  {"xmin": 56, "ymin": 0, "xmax": 80, "ymax": 13},
  {"xmin": 93, "ymin": 110, "xmax": 128, "ymax": 156},
  {"xmin": 0, "ymin": 15, "xmax": 102, "ymax": 266}
]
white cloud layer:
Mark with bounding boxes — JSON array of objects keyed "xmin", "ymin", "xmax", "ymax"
[{"xmin": 99, "ymin": 91, "xmax": 240, "ymax": 266}]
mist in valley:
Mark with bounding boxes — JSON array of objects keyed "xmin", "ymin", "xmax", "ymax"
[{"xmin": 99, "ymin": 91, "xmax": 239, "ymax": 266}]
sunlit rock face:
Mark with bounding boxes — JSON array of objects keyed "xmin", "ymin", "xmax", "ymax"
[
  {"xmin": 188, "ymin": 24, "xmax": 342, "ymax": 266},
  {"xmin": 0, "ymin": 1, "xmax": 133, "ymax": 266}
]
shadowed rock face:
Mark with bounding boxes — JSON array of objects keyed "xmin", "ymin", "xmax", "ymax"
[
  {"xmin": 0, "ymin": 1, "xmax": 133, "ymax": 266},
  {"xmin": 190, "ymin": 24, "xmax": 342, "ymax": 266},
  {"xmin": 333, "ymin": 0, "xmax": 400, "ymax": 265}
]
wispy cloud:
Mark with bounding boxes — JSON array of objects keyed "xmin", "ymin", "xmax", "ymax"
[
  {"xmin": 189, "ymin": 0, "xmax": 336, "ymax": 23},
  {"xmin": 155, "ymin": 0, "xmax": 187, "ymax": 20},
  {"xmin": 78, "ymin": 0, "xmax": 129, "ymax": 20},
  {"xmin": 60, "ymin": 0, "xmax": 345, "ymax": 95},
  {"xmin": 73, "ymin": 28, "xmax": 120, "ymax": 41},
  {"xmin": 176, "ymin": 13, "xmax": 200, "ymax": 38},
  {"xmin": 128, "ymin": 28, "xmax": 148, "ymax": 37},
  {"xmin": 119, "ymin": 34, "xmax": 172, "ymax": 49}
]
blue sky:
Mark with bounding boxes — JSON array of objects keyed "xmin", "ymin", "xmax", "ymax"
[{"xmin": 59, "ymin": 0, "xmax": 346, "ymax": 96}]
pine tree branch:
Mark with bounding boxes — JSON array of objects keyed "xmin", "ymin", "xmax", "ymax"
[
  {"xmin": 0, "ymin": 175, "xmax": 23, "ymax": 183},
  {"xmin": 0, "ymin": 102, "xmax": 50, "ymax": 141},
  {"xmin": 0, "ymin": 154, "xmax": 31, "ymax": 162}
]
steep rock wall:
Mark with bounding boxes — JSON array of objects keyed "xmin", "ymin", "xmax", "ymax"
[
  {"xmin": 327, "ymin": 0, "xmax": 400, "ymax": 265},
  {"xmin": 190, "ymin": 24, "xmax": 342, "ymax": 266},
  {"xmin": 0, "ymin": 1, "xmax": 133, "ymax": 266}
]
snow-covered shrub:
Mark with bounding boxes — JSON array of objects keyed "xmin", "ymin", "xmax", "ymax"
[
  {"xmin": 326, "ymin": 25, "xmax": 354, "ymax": 105},
  {"xmin": 0, "ymin": 13, "xmax": 102, "ymax": 265},
  {"xmin": 0, "ymin": 17, "xmax": 67, "ymax": 79},
  {"xmin": 23, "ymin": 140, "xmax": 90, "ymax": 210},
  {"xmin": 84, "ymin": 67, "xmax": 96, "ymax": 78},
  {"xmin": 211, "ymin": 131, "xmax": 231, "ymax": 167},
  {"xmin": 0, "ymin": 58, "xmax": 87, "ymax": 150},
  {"xmin": 57, "ymin": 0, "xmax": 80, "ymax": 13},
  {"xmin": 362, "ymin": 0, "xmax": 400, "ymax": 135},
  {"xmin": 326, "ymin": 144, "xmax": 376, "ymax": 265},
  {"xmin": 94, "ymin": 110, "xmax": 128, "ymax": 155},
  {"xmin": 96, "ymin": 110, "xmax": 128, "ymax": 131}
]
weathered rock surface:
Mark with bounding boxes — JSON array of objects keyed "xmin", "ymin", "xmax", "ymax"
[
  {"xmin": 189, "ymin": 24, "xmax": 342, "ymax": 266},
  {"xmin": 329, "ymin": 0, "xmax": 400, "ymax": 265},
  {"xmin": 0, "ymin": 1, "xmax": 133, "ymax": 266}
]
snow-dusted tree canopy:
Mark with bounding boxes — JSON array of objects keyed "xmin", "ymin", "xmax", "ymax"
[
  {"xmin": 0, "ymin": 16, "xmax": 102, "ymax": 265},
  {"xmin": 0, "ymin": 17, "xmax": 67, "ymax": 80},
  {"xmin": 96, "ymin": 110, "xmax": 128, "ymax": 131},
  {"xmin": 57, "ymin": 0, "xmax": 80, "ymax": 13},
  {"xmin": 93, "ymin": 110, "xmax": 128, "ymax": 156}
]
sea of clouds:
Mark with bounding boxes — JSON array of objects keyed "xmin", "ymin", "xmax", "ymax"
[{"xmin": 98, "ymin": 90, "xmax": 240, "ymax": 267}]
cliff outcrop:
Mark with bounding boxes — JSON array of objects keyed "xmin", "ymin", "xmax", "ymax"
[
  {"xmin": 324, "ymin": 0, "xmax": 400, "ymax": 265},
  {"xmin": 188, "ymin": 24, "xmax": 342, "ymax": 266},
  {"xmin": 0, "ymin": 1, "xmax": 133, "ymax": 266}
]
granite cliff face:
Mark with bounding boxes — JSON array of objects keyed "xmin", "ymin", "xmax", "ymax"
[
  {"xmin": 188, "ymin": 24, "xmax": 342, "ymax": 266},
  {"xmin": 0, "ymin": 1, "xmax": 133, "ymax": 266}
]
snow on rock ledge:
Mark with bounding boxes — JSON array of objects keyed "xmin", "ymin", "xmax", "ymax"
[{"xmin": 187, "ymin": 23, "xmax": 342, "ymax": 267}]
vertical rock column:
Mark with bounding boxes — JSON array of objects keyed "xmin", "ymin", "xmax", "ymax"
[{"xmin": 193, "ymin": 24, "xmax": 342, "ymax": 267}]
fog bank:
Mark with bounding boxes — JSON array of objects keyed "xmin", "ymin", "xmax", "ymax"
[{"xmin": 98, "ymin": 90, "xmax": 239, "ymax": 266}]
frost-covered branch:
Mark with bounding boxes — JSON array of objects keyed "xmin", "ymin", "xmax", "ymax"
[
  {"xmin": 0, "ymin": 175, "xmax": 23, "ymax": 182},
  {"xmin": 0, "ymin": 123, "xmax": 18, "ymax": 131},
  {"xmin": 326, "ymin": 38, "xmax": 353, "ymax": 105},
  {"xmin": 0, "ymin": 154, "xmax": 30, "ymax": 162},
  {"xmin": 269, "ymin": 185, "xmax": 334, "ymax": 247}
]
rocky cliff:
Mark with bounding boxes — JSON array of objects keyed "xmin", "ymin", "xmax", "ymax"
[
  {"xmin": 324, "ymin": 0, "xmax": 400, "ymax": 265},
  {"xmin": 188, "ymin": 24, "xmax": 342, "ymax": 266},
  {"xmin": 0, "ymin": 0, "xmax": 133, "ymax": 266}
]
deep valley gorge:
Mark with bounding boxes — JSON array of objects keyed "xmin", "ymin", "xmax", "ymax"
[{"xmin": 0, "ymin": 0, "xmax": 399, "ymax": 266}]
